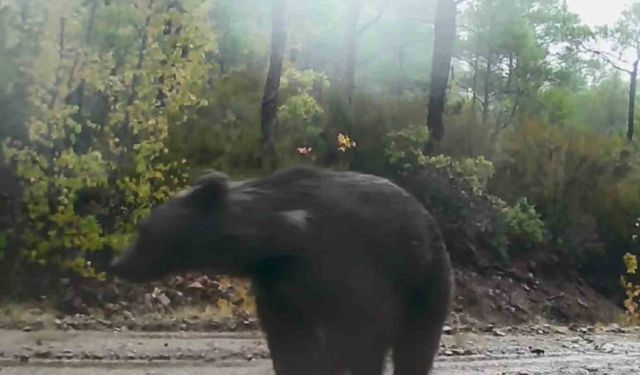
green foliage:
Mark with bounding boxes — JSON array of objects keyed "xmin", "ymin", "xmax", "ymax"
[
  {"xmin": 492, "ymin": 120, "xmax": 640, "ymax": 264},
  {"xmin": 384, "ymin": 121, "xmax": 495, "ymax": 193},
  {"xmin": 3, "ymin": 0, "xmax": 211, "ymax": 278},
  {"xmin": 421, "ymin": 155, "xmax": 495, "ymax": 194},
  {"xmin": 570, "ymin": 73, "xmax": 629, "ymax": 133},
  {"xmin": 385, "ymin": 124, "xmax": 430, "ymax": 174},
  {"xmin": 277, "ymin": 66, "xmax": 329, "ymax": 156},
  {"xmin": 504, "ymin": 198, "xmax": 545, "ymax": 250},
  {"xmin": 457, "ymin": 0, "xmax": 593, "ymax": 128}
]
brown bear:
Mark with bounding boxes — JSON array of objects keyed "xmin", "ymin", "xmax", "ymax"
[{"xmin": 110, "ymin": 166, "xmax": 453, "ymax": 375}]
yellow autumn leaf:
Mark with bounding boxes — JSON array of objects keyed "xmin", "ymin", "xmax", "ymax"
[{"xmin": 624, "ymin": 253, "xmax": 638, "ymax": 274}]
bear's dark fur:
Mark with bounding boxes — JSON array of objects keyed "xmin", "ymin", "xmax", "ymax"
[{"xmin": 110, "ymin": 166, "xmax": 453, "ymax": 375}]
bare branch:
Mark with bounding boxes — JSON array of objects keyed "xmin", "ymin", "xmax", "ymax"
[{"xmin": 587, "ymin": 47, "xmax": 633, "ymax": 73}]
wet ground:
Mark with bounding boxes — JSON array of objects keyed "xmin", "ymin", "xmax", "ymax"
[{"xmin": 0, "ymin": 326, "xmax": 639, "ymax": 374}]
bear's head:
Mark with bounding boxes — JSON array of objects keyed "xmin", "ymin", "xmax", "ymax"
[{"xmin": 110, "ymin": 171, "xmax": 230, "ymax": 283}]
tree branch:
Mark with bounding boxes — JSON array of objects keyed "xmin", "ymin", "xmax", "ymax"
[{"xmin": 584, "ymin": 44, "xmax": 632, "ymax": 73}]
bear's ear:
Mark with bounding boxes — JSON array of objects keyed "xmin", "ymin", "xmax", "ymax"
[{"xmin": 182, "ymin": 171, "xmax": 229, "ymax": 209}]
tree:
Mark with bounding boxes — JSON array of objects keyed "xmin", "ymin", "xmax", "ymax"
[
  {"xmin": 3, "ymin": 0, "xmax": 210, "ymax": 278},
  {"xmin": 426, "ymin": 0, "xmax": 458, "ymax": 141},
  {"xmin": 457, "ymin": 0, "xmax": 589, "ymax": 128},
  {"xmin": 591, "ymin": 3, "xmax": 640, "ymax": 141},
  {"xmin": 260, "ymin": 0, "xmax": 288, "ymax": 168}
]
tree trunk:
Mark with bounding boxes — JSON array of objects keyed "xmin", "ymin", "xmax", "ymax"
[
  {"xmin": 85, "ymin": 0, "xmax": 99, "ymax": 45},
  {"xmin": 627, "ymin": 59, "xmax": 638, "ymax": 142},
  {"xmin": 471, "ymin": 49, "xmax": 479, "ymax": 114},
  {"xmin": 482, "ymin": 50, "xmax": 492, "ymax": 125},
  {"xmin": 395, "ymin": 42, "xmax": 406, "ymax": 96},
  {"xmin": 426, "ymin": 0, "xmax": 457, "ymax": 141},
  {"xmin": 345, "ymin": 0, "xmax": 362, "ymax": 105},
  {"xmin": 260, "ymin": 0, "xmax": 287, "ymax": 166}
]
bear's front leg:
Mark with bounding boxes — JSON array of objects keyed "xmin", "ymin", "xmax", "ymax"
[{"xmin": 254, "ymin": 284, "xmax": 330, "ymax": 375}]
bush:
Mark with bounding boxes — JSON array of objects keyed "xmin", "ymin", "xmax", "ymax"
[
  {"xmin": 385, "ymin": 123, "xmax": 430, "ymax": 174},
  {"xmin": 490, "ymin": 120, "xmax": 640, "ymax": 293},
  {"xmin": 384, "ymin": 123, "xmax": 495, "ymax": 193},
  {"xmin": 421, "ymin": 155, "xmax": 495, "ymax": 194},
  {"xmin": 385, "ymin": 124, "xmax": 541, "ymax": 262},
  {"xmin": 504, "ymin": 198, "xmax": 545, "ymax": 251}
]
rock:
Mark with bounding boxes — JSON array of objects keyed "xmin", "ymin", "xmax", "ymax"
[
  {"xmin": 492, "ymin": 329, "xmax": 506, "ymax": 337},
  {"xmin": 151, "ymin": 287, "xmax": 163, "ymax": 299},
  {"xmin": 481, "ymin": 323, "xmax": 495, "ymax": 333},
  {"xmin": 21, "ymin": 326, "xmax": 32, "ymax": 332},
  {"xmin": 187, "ymin": 281, "xmax": 204, "ymax": 289},
  {"xmin": 87, "ymin": 352, "xmax": 105, "ymax": 360},
  {"xmin": 585, "ymin": 364, "xmax": 599, "ymax": 372},
  {"xmin": 529, "ymin": 347, "xmax": 545, "ymax": 356},
  {"xmin": 226, "ymin": 320, "xmax": 238, "ymax": 331},
  {"xmin": 442, "ymin": 325, "xmax": 453, "ymax": 335},
  {"xmin": 157, "ymin": 293, "xmax": 171, "ymax": 307},
  {"xmin": 599, "ymin": 343, "xmax": 614, "ymax": 353},
  {"xmin": 607, "ymin": 324, "xmax": 625, "ymax": 333}
]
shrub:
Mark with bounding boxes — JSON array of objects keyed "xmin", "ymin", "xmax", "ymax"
[
  {"xmin": 421, "ymin": 155, "xmax": 495, "ymax": 194},
  {"xmin": 385, "ymin": 122, "xmax": 548, "ymax": 261},
  {"xmin": 504, "ymin": 198, "xmax": 545, "ymax": 251},
  {"xmin": 491, "ymin": 120, "xmax": 640, "ymax": 292},
  {"xmin": 385, "ymin": 123, "xmax": 430, "ymax": 174}
]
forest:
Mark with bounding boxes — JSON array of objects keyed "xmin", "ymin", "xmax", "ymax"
[{"xmin": 1, "ymin": 0, "xmax": 640, "ymax": 326}]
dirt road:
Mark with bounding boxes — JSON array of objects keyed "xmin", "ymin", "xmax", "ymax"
[{"xmin": 1, "ymin": 326, "xmax": 639, "ymax": 374}]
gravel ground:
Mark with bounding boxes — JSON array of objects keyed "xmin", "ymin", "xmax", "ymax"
[{"xmin": 1, "ymin": 326, "xmax": 639, "ymax": 374}]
